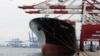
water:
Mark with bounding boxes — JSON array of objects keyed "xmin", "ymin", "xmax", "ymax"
[
  {"xmin": 0, "ymin": 47, "xmax": 79, "ymax": 56},
  {"xmin": 0, "ymin": 47, "xmax": 41, "ymax": 56}
]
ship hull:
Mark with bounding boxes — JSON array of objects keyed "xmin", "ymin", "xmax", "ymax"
[
  {"xmin": 42, "ymin": 44, "xmax": 75, "ymax": 56},
  {"xmin": 29, "ymin": 17, "xmax": 77, "ymax": 56}
]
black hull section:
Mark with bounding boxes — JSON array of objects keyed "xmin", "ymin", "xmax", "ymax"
[{"xmin": 29, "ymin": 17, "xmax": 77, "ymax": 55}]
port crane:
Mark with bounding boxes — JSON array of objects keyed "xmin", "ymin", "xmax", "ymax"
[{"xmin": 18, "ymin": 0, "xmax": 100, "ymax": 54}]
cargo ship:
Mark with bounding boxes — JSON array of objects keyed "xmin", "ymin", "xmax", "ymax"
[
  {"xmin": 29, "ymin": 17, "xmax": 78, "ymax": 56},
  {"xmin": 18, "ymin": 0, "xmax": 100, "ymax": 55}
]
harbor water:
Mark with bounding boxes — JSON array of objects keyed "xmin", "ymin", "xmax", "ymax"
[
  {"xmin": 0, "ymin": 47, "xmax": 41, "ymax": 56},
  {"xmin": 0, "ymin": 47, "xmax": 100, "ymax": 56}
]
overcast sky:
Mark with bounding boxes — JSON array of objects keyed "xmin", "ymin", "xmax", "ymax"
[{"xmin": 0, "ymin": 0, "xmax": 82, "ymax": 44}]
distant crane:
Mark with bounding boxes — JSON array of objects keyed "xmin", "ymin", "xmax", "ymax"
[
  {"xmin": 6, "ymin": 38, "xmax": 23, "ymax": 47},
  {"xmin": 28, "ymin": 31, "xmax": 40, "ymax": 48}
]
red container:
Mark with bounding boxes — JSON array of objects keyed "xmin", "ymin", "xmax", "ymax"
[{"xmin": 80, "ymin": 25, "xmax": 100, "ymax": 51}]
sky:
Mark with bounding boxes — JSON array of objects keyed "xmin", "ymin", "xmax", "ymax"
[{"xmin": 0, "ymin": 0, "xmax": 82, "ymax": 44}]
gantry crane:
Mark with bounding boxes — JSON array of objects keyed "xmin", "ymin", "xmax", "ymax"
[{"xmin": 18, "ymin": 0, "xmax": 100, "ymax": 51}]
